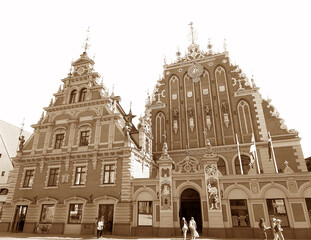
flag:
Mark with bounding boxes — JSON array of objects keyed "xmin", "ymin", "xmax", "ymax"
[
  {"xmin": 236, "ymin": 134, "xmax": 243, "ymax": 175},
  {"xmin": 250, "ymin": 133, "xmax": 256, "ymax": 164},
  {"xmin": 268, "ymin": 132, "xmax": 273, "ymax": 161}
]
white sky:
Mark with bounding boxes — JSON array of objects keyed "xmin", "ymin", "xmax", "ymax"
[{"xmin": 1, "ymin": 0, "xmax": 310, "ymax": 157}]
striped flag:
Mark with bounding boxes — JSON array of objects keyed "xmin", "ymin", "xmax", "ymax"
[
  {"xmin": 236, "ymin": 134, "xmax": 243, "ymax": 175},
  {"xmin": 268, "ymin": 132, "xmax": 273, "ymax": 161},
  {"xmin": 250, "ymin": 133, "xmax": 256, "ymax": 164}
]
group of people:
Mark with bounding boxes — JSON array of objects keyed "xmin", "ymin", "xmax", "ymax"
[
  {"xmin": 259, "ymin": 217, "xmax": 284, "ymax": 240},
  {"xmin": 181, "ymin": 217, "xmax": 199, "ymax": 240}
]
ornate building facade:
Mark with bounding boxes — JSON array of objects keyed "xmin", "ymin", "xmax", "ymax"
[{"xmin": 0, "ymin": 30, "xmax": 310, "ymax": 239}]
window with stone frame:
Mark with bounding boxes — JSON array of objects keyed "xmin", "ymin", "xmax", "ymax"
[
  {"xmin": 217, "ymin": 158, "xmax": 227, "ymax": 175},
  {"xmin": 68, "ymin": 203, "xmax": 83, "ymax": 224},
  {"xmin": 70, "ymin": 90, "xmax": 77, "ymax": 103},
  {"xmin": 235, "ymin": 155, "xmax": 251, "ymax": 175},
  {"xmin": 305, "ymin": 198, "xmax": 311, "ymax": 223},
  {"xmin": 40, "ymin": 204, "xmax": 55, "ymax": 223},
  {"xmin": 22, "ymin": 169, "xmax": 35, "ymax": 188},
  {"xmin": 54, "ymin": 133, "xmax": 64, "ymax": 149},
  {"xmin": 138, "ymin": 201, "xmax": 153, "ymax": 226},
  {"xmin": 103, "ymin": 164, "xmax": 115, "ymax": 184},
  {"xmin": 266, "ymin": 198, "xmax": 289, "ymax": 227},
  {"xmin": 74, "ymin": 166, "xmax": 86, "ymax": 186},
  {"xmin": 79, "ymin": 130, "xmax": 90, "ymax": 146},
  {"xmin": 47, "ymin": 168, "xmax": 59, "ymax": 187},
  {"xmin": 79, "ymin": 88, "xmax": 87, "ymax": 102},
  {"xmin": 230, "ymin": 199, "xmax": 250, "ymax": 227}
]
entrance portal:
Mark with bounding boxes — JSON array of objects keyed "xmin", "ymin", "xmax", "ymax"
[
  {"xmin": 180, "ymin": 188, "xmax": 202, "ymax": 232},
  {"xmin": 98, "ymin": 204, "xmax": 114, "ymax": 234},
  {"xmin": 12, "ymin": 205, "xmax": 28, "ymax": 232}
]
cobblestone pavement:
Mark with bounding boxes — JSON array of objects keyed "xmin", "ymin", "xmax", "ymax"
[{"xmin": 0, "ymin": 233, "xmax": 308, "ymax": 240}]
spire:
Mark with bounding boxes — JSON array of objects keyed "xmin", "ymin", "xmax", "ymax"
[
  {"xmin": 207, "ymin": 38, "xmax": 213, "ymax": 55},
  {"xmin": 223, "ymin": 38, "xmax": 227, "ymax": 52},
  {"xmin": 83, "ymin": 26, "xmax": 91, "ymax": 53},
  {"xmin": 188, "ymin": 22, "xmax": 197, "ymax": 45}
]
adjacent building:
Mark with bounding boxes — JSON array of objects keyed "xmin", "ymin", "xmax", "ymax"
[{"xmin": 0, "ymin": 29, "xmax": 310, "ymax": 239}]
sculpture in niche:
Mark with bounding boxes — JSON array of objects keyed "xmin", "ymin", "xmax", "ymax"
[
  {"xmin": 221, "ymin": 102, "xmax": 230, "ymax": 128},
  {"xmin": 187, "ymin": 107, "xmax": 195, "ymax": 132},
  {"xmin": 172, "ymin": 108, "xmax": 179, "ymax": 134},
  {"xmin": 207, "ymin": 182, "xmax": 219, "ymax": 210},
  {"xmin": 161, "ymin": 168, "xmax": 170, "ymax": 178},
  {"xmin": 161, "ymin": 182, "xmax": 171, "ymax": 210},
  {"xmin": 205, "ymin": 104, "xmax": 212, "ymax": 130}
]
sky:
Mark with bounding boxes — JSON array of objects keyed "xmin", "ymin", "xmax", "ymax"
[{"xmin": 1, "ymin": 0, "xmax": 310, "ymax": 157}]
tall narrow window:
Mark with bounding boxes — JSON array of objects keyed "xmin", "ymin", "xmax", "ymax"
[
  {"xmin": 266, "ymin": 199, "xmax": 289, "ymax": 226},
  {"xmin": 138, "ymin": 201, "xmax": 153, "ymax": 226},
  {"xmin": 40, "ymin": 204, "xmax": 55, "ymax": 223},
  {"xmin": 235, "ymin": 155, "xmax": 251, "ymax": 175},
  {"xmin": 54, "ymin": 133, "xmax": 64, "ymax": 149},
  {"xmin": 68, "ymin": 204, "xmax": 83, "ymax": 224},
  {"xmin": 48, "ymin": 168, "xmax": 59, "ymax": 187},
  {"xmin": 103, "ymin": 164, "xmax": 115, "ymax": 184},
  {"xmin": 79, "ymin": 131, "xmax": 90, "ymax": 146},
  {"xmin": 155, "ymin": 112, "xmax": 165, "ymax": 151},
  {"xmin": 70, "ymin": 90, "xmax": 77, "ymax": 103},
  {"xmin": 74, "ymin": 166, "xmax": 86, "ymax": 185},
  {"xmin": 79, "ymin": 88, "xmax": 87, "ymax": 102},
  {"xmin": 23, "ymin": 169, "xmax": 34, "ymax": 188},
  {"xmin": 217, "ymin": 158, "xmax": 227, "ymax": 175},
  {"xmin": 230, "ymin": 199, "xmax": 250, "ymax": 227},
  {"xmin": 237, "ymin": 100, "xmax": 253, "ymax": 142}
]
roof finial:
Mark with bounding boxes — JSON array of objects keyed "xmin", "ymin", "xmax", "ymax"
[
  {"xmin": 83, "ymin": 26, "xmax": 91, "ymax": 53},
  {"xmin": 207, "ymin": 38, "xmax": 213, "ymax": 55},
  {"xmin": 223, "ymin": 38, "xmax": 227, "ymax": 52},
  {"xmin": 188, "ymin": 22, "xmax": 197, "ymax": 44}
]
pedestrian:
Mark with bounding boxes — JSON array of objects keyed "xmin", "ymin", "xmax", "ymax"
[
  {"xmin": 272, "ymin": 218, "xmax": 278, "ymax": 240},
  {"xmin": 237, "ymin": 214, "xmax": 241, "ymax": 227},
  {"xmin": 275, "ymin": 219, "xmax": 285, "ymax": 240},
  {"xmin": 259, "ymin": 218, "xmax": 271, "ymax": 240},
  {"xmin": 245, "ymin": 214, "xmax": 249, "ymax": 226},
  {"xmin": 189, "ymin": 217, "xmax": 199, "ymax": 240},
  {"xmin": 181, "ymin": 217, "xmax": 188, "ymax": 240},
  {"xmin": 96, "ymin": 217, "xmax": 104, "ymax": 238}
]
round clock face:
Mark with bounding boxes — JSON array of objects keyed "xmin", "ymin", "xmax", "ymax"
[
  {"xmin": 77, "ymin": 67, "xmax": 85, "ymax": 75},
  {"xmin": 187, "ymin": 63, "xmax": 203, "ymax": 80}
]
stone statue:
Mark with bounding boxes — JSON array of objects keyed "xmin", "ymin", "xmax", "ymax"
[
  {"xmin": 205, "ymin": 104, "xmax": 211, "ymax": 116},
  {"xmin": 221, "ymin": 102, "xmax": 229, "ymax": 114},
  {"xmin": 19, "ymin": 135, "xmax": 25, "ymax": 152}
]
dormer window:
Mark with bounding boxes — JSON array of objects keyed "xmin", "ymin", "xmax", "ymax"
[
  {"xmin": 79, "ymin": 88, "xmax": 87, "ymax": 102},
  {"xmin": 70, "ymin": 90, "xmax": 77, "ymax": 103}
]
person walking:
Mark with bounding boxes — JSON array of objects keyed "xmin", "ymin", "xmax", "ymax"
[
  {"xmin": 181, "ymin": 217, "xmax": 188, "ymax": 240},
  {"xmin": 272, "ymin": 218, "xmax": 278, "ymax": 240},
  {"xmin": 259, "ymin": 218, "xmax": 271, "ymax": 240},
  {"xmin": 189, "ymin": 217, "xmax": 199, "ymax": 240},
  {"xmin": 275, "ymin": 219, "xmax": 285, "ymax": 240},
  {"xmin": 96, "ymin": 217, "xmax": 104, "ymax": 238}
]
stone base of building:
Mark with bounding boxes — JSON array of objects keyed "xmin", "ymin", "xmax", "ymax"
[{"xmin": 1, "ymin": 222, "xmax": 311, "ymax": 239}]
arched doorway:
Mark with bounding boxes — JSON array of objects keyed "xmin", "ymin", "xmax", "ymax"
[{"xmin": 179, "ymin": 188, "xmax": 202, "ymax": 232}]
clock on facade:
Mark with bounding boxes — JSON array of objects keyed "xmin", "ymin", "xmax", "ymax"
[{"xmin": 187, "ymin": 63, "xmax": 203, "ymax": 82}]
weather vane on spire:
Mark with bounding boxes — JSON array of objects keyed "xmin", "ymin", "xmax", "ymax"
[
  {"xmin": 188, "ymin": 22, "xmax": 197, "ymax": 44},
  {"xmin": 83, "ymin": 26, "xmax": 91, "ymax": 53}
]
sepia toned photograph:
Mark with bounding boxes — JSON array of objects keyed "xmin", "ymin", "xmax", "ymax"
[{"xmin": 0, "ymin": 1, "xmax": 310, "ymax": 239}]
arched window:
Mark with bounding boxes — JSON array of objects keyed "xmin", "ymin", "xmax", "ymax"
[
  {"xmin": 155, "ymin": 112, "xmax": 165, "ymax": 151},
  {"xmin": 70, "ymin": 90, "xmax": 77, "ymax": 103},
  {"xmin": 79, "ymin": 88, "xmax": 87, "ymax": 102},
  {"xmin": 237, "ymin": 100, "xmax": 253, "ymax": 138},
  {"xmin": 217, "ymin": 158, "xmax": 227, "ymax": 175},
  {"xmin": 235, "ymin": 155, "xmax": 251, "ymax": 175}
]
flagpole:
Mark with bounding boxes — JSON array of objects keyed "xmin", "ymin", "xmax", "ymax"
[
  {"xmin": 236, "ymin": 134, "xmax": 243, "ymax": 175},
  {"xmin": 268, "ymin": 131, "xmax": 278, "ymax": 173}
]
